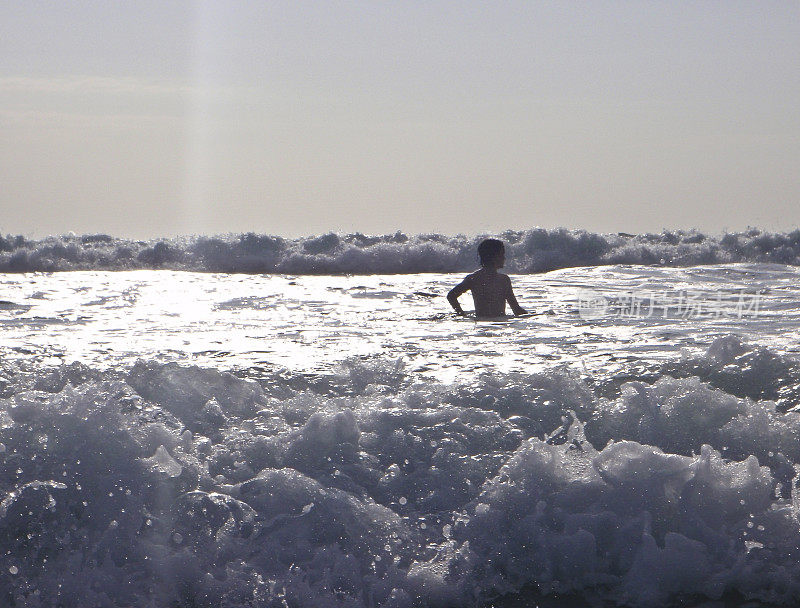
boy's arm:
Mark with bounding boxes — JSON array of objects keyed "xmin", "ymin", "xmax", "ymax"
[
  {"xmin": 447, "ymin": 276, "xmax": 472, "ymax": 315},
  {"xmin": 505, "ymin": 276, "xmax": 527, "ymax": 315}
]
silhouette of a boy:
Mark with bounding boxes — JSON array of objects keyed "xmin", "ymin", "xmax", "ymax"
[{"xmin": 447, "ymin": 239, "xmax": 527, "ymax": 317}]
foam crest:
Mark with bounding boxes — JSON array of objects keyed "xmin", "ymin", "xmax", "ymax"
[
  {"xmin": 3, "ymin": 227, "xmax": 800, "ymax": 273},
  {"xmin": 1, "ymin": 356, "xmax": 800, "ymax": 606}
]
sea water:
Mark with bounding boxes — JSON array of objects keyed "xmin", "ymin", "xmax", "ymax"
[{"xmin": 3, "ymin": 250, "xmax": 800, "ymax": 606}]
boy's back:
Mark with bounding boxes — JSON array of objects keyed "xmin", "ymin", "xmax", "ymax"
[
  {"xmin": 447, "ymin": 239, "xmax": 526, "ymax": 318},
  {"xmin": 459, "ymin": 268, "xmax": 514, "ymax": 317}
]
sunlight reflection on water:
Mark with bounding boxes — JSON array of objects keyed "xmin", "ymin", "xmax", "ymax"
[{"xmin": 1, "ymin": 264, "xmax": 798, "ymax": 382}]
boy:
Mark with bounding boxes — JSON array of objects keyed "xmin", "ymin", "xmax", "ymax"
[{"xmin": 447, "ymin": 239, "xmax": 527, "ymax": 318}]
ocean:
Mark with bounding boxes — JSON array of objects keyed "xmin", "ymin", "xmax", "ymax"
[{"xmin": 2, "ymin": 228, "xmax": 800, "ymax": 607}]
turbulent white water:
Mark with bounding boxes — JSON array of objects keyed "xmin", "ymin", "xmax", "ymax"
[
  {"xmin": 3, "ymin": 263, "xmax": 800, "ymax": 606},
  {"xmin": 4, "ymin": 227, "xmax": 800, "ymax": 274}
]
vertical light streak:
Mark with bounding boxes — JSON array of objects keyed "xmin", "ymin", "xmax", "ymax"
[{"xmin": 181, "ymin": 0, "xmax": 217, "ymax": 236}]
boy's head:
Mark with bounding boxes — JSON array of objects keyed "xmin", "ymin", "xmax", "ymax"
[{"xmin": 477, "ymin": 238, "xmax": 505, "ymax": 268}]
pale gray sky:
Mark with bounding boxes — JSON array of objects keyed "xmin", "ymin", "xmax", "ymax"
[{"xmin": 1, "ymin": 1, "xmax": 798, "ymax": 239}]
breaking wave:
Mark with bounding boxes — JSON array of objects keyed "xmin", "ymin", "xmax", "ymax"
[
  {"xmin": 3, "ymin": 337, "xmax": 800, "ymax": 606},
  {"xmin": 3, "ymin": 227, "xmax": 800, "ymax": 274}
]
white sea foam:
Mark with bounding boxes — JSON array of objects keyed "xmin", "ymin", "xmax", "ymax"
[
  {"xmin": 1, "ymin": 262, "xmax": 799, "ymax": 606},
  {"xmin": 3, "ymin": 227, "xmax": 800, "ymax": 273},
  {"xmin": 1, "ymin": 342, "xmax": 800, "ymax": 606}
]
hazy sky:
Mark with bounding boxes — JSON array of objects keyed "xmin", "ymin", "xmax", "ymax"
[{"xmin": 2, "ymin": 2, "xmax": 799, "ymax": 239}]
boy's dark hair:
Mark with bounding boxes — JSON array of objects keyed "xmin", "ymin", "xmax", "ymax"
[{"xmin": 477, "ymin": 238, "xmax": 504, "ymax": 266}]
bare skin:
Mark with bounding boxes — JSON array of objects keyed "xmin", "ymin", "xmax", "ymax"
[{"xmin": 447, "ymin": 251, "xmax": 527, "ymax": 318}]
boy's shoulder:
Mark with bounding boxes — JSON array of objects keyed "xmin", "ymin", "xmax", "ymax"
[{"xmin": 467, "ymin": 269, "xmax": 510, "ymax": 282}]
